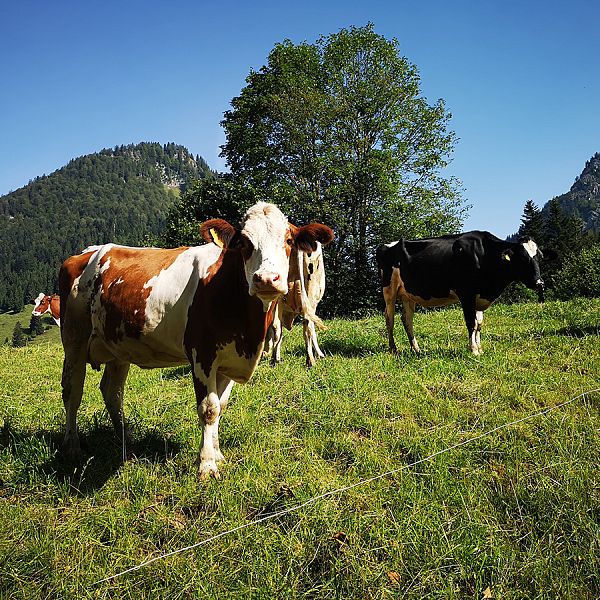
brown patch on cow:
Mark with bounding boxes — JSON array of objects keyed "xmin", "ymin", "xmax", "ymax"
[
  {"xmin": 59, "ymin": 250, "xmax": 97, "ymax": 324},
  {"xmin": 393, "ymin": 267, "xmax": 458, "ymax": 308},
  {"xmin": 49, "ymin": 294, "xmax": 61, "ymax": 320},
  {"xmin": 98, "ymin": 246, "xmax": 188, "ymax": 343},
  {"xmin": 185, "ymin": 249, "xmax": 277, "ymax": 381}
]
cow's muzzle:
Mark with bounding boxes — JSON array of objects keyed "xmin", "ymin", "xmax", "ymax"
[
  {"xmin": 536, "ymin": 280, "xmax": 545, "ymax": 303},
  {"xmin": 251, "ymin": 272, "xmax": 287, "ymax": 300}
]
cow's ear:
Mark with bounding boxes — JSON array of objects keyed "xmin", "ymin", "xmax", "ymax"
[
  {"xmin": 293, "ymin": 223, "xmax": 334, "ymax": 252},
  {"xmin": 501, "ymin": 249, "xmax": 514, "ymax": 262},
  {"xmin": 200, "ymin": 219, "xmax": 237, "ymax": 248}
]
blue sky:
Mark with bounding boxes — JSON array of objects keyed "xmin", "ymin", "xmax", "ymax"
[{"xmin": 1, "ymin": 0, "xmax": 598, "ymax": 238}]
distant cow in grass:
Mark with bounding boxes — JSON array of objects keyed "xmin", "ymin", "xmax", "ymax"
[
  {"xmin": 266, "ymin": 239, "xmax": 333, "ymax": 367},
  {"xmin": 32, "ymin": 293, "xmax": 60, "ymax": 326},
  {"xmin": 59, "ymin": 201, "xmax": 334, "ymax": 479},
  {"xmin": 376, "ymin": 231, "xmax": 545, "ymax": 355}
]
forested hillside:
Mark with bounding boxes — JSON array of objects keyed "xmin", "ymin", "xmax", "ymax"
[
  {"xmin": 0, "ymin": 143, "xmax": 212, "ymax": 311},
  {"xmin": 546, "ymin": 152, "xmax": 600, "ymax": 233}
]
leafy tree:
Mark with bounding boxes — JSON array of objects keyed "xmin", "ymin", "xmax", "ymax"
[
  {"xmin": 220, "ymin": 24, "xmax": 467, "ymax": 315},
  {"xmin": 553, "ymin": 243, "xmax": 600, "ymax": 300},
  {"xmin": 11, "ymin": 322, "xmax": 25, "ymax": 347},
  {"xmin": 164, "ymin": 175, "xmax": 255, "ymax": 247}
]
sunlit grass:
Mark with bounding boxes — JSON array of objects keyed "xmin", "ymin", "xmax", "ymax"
[{"xmin": 0, "ymin": 299, "xmax": 598, "ymax": 598}]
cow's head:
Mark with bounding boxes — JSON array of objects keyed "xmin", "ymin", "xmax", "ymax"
[
  {"xmin": 201, "ymin": 202, "xmax": 334, "ymax": 305},
  {"xmin": 502, "ymin": 238, "xmax": 545, "ymax": 301},
  {"xmin": 32, "ymin": 293, "xmax": 51, "ymax": 316}
]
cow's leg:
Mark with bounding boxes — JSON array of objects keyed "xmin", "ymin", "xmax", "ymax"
[
  {"xmin": 193, "ymin": 371, "xmax": 228, "ymax": 480},
  {"xmin": 272, "ymin": 329, "xmax": 283, "ymax": 365},
  {"xmin": 309, "ymin": 320, "xmax": 325, "ymax": 360},
  {"xmin": 213, "ymin": 374, "xmax": 234, "ymax": 463},
  {"xmin": 461, "ymin": 299, "xmax": 480, "ymax": 355},
  {"xmin": 401, "ymin": 299, "xmax": 420, "ymax": 353},
  {"xmin": 100, "ymin": 360, "xmax": 131, "ymax": 445},
  {"xmin": 61, "ymin": 350, "xmax": 87, "ymax": 462},
  {"xmin": 475, "ymin": 310, "xmax": 484, "ymax": 353},
  {"xmin": 303, "ymin": 318, "xmax": 324, "ymax": 367},
  {"xmin": 270, "ymin": 307, "xmax": 283, "ymax": 366},
  {"xmin": 383, "ymin": 289, "xmax": 398, "ymax": 354}
]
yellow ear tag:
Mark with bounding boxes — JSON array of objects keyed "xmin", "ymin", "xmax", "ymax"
[
  {"xmin": 503, "ymin": 253, "xmax": 511, "ymax": 261},
  {"xmin": 210, "ymin": 228, "xmax": 224, "ymax": 248}
]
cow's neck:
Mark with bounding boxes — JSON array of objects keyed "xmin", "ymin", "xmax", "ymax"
[
  {"xmin": 50, "ymin": 296, "xmax": 60, "ymax": 319},
  {"xmin": 185, "ymin": 250, "xmax": 279, "ymax": 376}
]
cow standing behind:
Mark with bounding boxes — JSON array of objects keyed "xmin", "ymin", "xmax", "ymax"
[
  {"xmin": 32, "ymin": 293, "xmax": 61, "ymax": 325},
  {"xmin": 59, "ymin": 202, "xmax": 333, "ymax": 480},
  {"xmin": 376, "ymin": 231, "xmax": 545, "ymax": 355},
  {"xmin": 265, "ymin": 240, "xmax": 332, "ymax": 367}
]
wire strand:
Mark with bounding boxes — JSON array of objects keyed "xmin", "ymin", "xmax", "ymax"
[{"xmin": 92, "ymin": 388, "xmax": 598, "ymax": 587}]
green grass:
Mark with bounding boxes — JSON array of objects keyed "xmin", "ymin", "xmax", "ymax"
[{"xmin": 0, "ymin": 299, "xmax": 599, "ymax": 598}]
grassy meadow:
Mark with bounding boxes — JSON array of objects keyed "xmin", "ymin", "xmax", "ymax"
[{"xmin": 0, "ymin": 299, "xmax": 599, "ymax": 598}]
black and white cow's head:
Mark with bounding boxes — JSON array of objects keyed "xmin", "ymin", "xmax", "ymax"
[{"xmin": 502, "ymin": 238, "xmax": 545, "ymax": 301}]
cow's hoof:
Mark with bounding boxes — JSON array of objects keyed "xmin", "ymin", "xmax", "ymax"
[{"xmin": 198, "ymin": 461, "xmax": 220, "ymax": 481}]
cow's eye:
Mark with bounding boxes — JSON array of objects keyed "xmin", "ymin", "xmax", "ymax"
[
  {"xmin": 239, "ymin": 236, "xmax": 254, "ymax": 258},
  {"xmin": 286, "ymin": 237, "xmax": 293, "ymax": 246}
]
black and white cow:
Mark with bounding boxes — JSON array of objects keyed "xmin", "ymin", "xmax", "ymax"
[{"xmin": 376, "ymin": 231, "xmax": 545, "ymax": 355}]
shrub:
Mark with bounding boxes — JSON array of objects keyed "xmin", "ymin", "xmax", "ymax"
[{"xmin": 553, "ymin": 244, "xmax": 600, "ymax": 300}]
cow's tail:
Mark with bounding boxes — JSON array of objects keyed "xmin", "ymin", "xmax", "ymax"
[{"xmin": 297, "ymin": 247, "xmax": 327, "ymax": 331}]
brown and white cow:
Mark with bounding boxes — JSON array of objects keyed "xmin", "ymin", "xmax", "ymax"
[
  {"xmin": 32, "ymin": 293, "xmax": 61, "ymax": 325},
  {"xmin": 59, "ymin": 202, "xmax": 333, "ymax": 479},
  {"xmin": 265, "ymin": 240, "xmax": 332, "ymax": 367}
]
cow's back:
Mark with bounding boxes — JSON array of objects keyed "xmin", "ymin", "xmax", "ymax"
[{"xmin": 61, "ymin": 243, "xmax": 223, "ymax": 369}]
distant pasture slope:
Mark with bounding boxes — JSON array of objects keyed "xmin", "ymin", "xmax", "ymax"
[
  {"xmin": 0, "ymin": 299, "xmax": 598, "ymax": 599},
  {"xmin": 0, "ymin": 306, "xmax": 61, "ymax": 346}
]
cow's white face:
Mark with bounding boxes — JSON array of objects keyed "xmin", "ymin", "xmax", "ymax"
[
  {"xmin": 200, "ymin": 202, "xmax": 334, "ymax": 308},
  {"xmin": 522, "ymin": 239, "xmax": 539, "ymax": 258},
  {"xmin": 240, "ymin": 202, "xmax": 291, "ymax": 302},
  {"xmin": 32, "ymin": 293, "xmax": 50, "ymax": 316}
]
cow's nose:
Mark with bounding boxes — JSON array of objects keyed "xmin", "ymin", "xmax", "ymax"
[{"xmin": 253, "ymin": 272, "xmax": 281, "ymax": 287}]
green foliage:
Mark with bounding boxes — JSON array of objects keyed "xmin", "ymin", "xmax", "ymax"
[
  {"xmin": 0, "ymin": 143, "xmax": 212, "ymax": 311},
  {"xmin": 11, "ymin": 321, "xmax": 25, "ymax": 347},
  {"xmin": 0, "ymin": 300, "xmax": 599, "ymax": 597},
  {"xmin": 553, "ymin": 243, "xmax": 600, "ymax": 299},
  {"xmin": 220, "ymin": 24, "xmax": 467, "ymax": 315},
  {"xmin": 517, "ymin": 199, "xmax": 545, "ymax": 243},
  {"xmin": 515, "ymin": 196, "xmax": 598, "ymax": 294},
  {"xmin": 28, "ymin": 315, "xmax": 45, "ymax": 337},
  {"xmin": 164, "ymin": 175, "xmax": 256, "ymax": 247}
]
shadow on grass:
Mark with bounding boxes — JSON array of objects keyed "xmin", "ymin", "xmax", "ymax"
[
  {"xmin": 0, "ymin": 421, "xmax": 183, "ymax": 495},
  {"xmin": 161, "ymin": 364, "xmax": 192, "ymax": 379},
  {"xmin": 552, "ymin": 325, "xmax": 600, "ymax": 338},
  {"xmin": 316, "ymin": 337, "xmax": 385, "ymax": 359}
]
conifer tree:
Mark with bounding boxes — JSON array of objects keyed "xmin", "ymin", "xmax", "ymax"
[
  {"xmin": 12, "ymin": 322, "xmax": 25, "ymax": 347},
  {"xmin": 518, "ymin": 200, "xmax": 545, "ymax": 243},
  {"xmin": 29, "ymin": 314, "xmax": 45, "ymax": 337}
]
